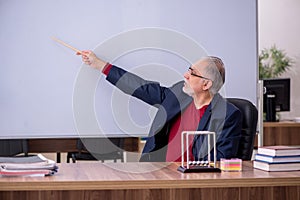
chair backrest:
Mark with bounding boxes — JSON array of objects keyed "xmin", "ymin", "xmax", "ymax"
[{"xmin": 226, "ymin": 98, "xmax": 258, "ymax": 160}]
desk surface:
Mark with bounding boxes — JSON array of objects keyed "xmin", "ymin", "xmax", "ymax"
[{"xmin": 1, "ymin": 162, "xmax": 300, "ymax": 191}]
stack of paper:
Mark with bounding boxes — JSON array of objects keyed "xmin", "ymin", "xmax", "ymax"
[
  {"xmin": 0, "ymin": 154, "xmax": 58, "ymax": 176},
  {"xmin": 220, "ymin": 158, "xmax": 242, "ymax": 171}
]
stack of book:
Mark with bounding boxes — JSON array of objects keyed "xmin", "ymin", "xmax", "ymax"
[
  {"xmin": 253, "ymin": 145, "xmax": 300, "ymax": 172},
  {"xmin": 0, "ymin": 154, "xmax": 58, "ymax": 176}
]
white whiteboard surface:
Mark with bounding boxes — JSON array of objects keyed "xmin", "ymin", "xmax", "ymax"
[{"xmin": 0, "ymin": 0, "xmax": 257, "ymax": 139}]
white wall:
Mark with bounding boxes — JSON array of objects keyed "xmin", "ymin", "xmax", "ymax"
[{"xmin": 259, "ymin": 0, "xmax": 300, "ymax": 120}]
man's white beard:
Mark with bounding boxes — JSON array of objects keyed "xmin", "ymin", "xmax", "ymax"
[{"xmin": 182, "ymin": 81, "xmax": 194, "ymax": 97}]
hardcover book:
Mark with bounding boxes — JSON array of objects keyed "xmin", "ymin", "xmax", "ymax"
[
  {"xmin": 255, "ymin": 154, "xmax": 300, "ymax": 163},
  {"xmin": 253, "ymin": 160, "xmax": 300, "ymax": 172},
  {"xmin": 257, "ymin": 146, "xmax": 300, "ymax": 157}
]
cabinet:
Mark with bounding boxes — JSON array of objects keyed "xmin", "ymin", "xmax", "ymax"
[{"xmin": 255, "ymin": 122, "xmax": 300, "ymax": 146}]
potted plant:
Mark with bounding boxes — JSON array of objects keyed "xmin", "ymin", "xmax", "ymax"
[
  {"xmin": 259, "ymin": 45, "xmax": 293, "ymax": 79},
  {"xmin": 259, "ymin": 45, "xmax": 294, "ymax": 121}
]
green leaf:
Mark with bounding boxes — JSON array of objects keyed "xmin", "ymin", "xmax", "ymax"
[{"xmin": 258, "ymin": 45, "xmax": 293, "ymax": 79}]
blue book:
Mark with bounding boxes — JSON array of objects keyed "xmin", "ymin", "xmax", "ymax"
[{"xmin": 255, "ymin": 154, "xmax": 300, "ymax": 163}]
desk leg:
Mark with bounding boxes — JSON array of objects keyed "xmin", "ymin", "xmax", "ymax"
[{"xmin": 56, "ymin": 152, "xmax": 61, "ymax": 163}]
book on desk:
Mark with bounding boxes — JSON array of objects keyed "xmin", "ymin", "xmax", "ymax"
[
  {"xmin": 253, "ymin": 160, "xmax": 300, "ymax": 172},
  {"xmin": 0, "ymin": 154, "xmax": 58, "ymax": 176},
  {"xmin": 254, "ymin": 145, "xmax": 300, "ymax": 172},
  {"xmin": 257, "ymin": 145, "xmax": 300, "ymax": 156},
  {"xmin": 255, "ymin": 154, "xmax": 300, "ymax": 163}
]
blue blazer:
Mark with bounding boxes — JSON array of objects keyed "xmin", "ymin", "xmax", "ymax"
[{"xmin": 106, "ymin": 65, "xmax": 242, "ymax": 162}]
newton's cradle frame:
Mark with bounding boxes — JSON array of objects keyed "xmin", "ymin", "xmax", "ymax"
[{"xmin": 177, "ymin": 131, "xmax": 221, "ymax": 173}]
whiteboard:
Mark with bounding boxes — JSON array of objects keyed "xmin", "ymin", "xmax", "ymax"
[{"xmin": 0, "ymin": 0, "xmax": 258, "ymax": 139}]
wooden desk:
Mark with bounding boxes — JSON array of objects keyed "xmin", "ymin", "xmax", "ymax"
[
  {"xmin": 0, "ymin": 162, "xmax": 299, "ymax": 200},
  {"xmin": 27, "ymin": 138, "xmax": 139, "ymax": 152},
  {"xmin": 255, "ymin": 122, "xmax": 300, "ymax": 147}
]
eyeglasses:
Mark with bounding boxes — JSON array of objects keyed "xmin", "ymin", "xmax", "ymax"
[{"xmin": 188, "ymin": 67, "xmax": 211, "ymax": 81}]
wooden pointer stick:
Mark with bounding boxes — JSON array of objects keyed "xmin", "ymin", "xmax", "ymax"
[{"xmin": 51, "ymin": 37, "xmax": 82, "ymax": 54}]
